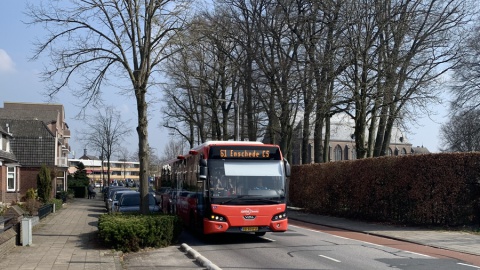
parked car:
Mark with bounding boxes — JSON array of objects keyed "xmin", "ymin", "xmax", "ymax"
[
  {"xmin": 114, "ymin": 192, "xmax": 160, "ymax": 213},
  {"xmin": 108, "ymin": 189, "xmax": 137, "ymax": 213},
  {"xmin": 105, "ymin": 187, "xmax": 131, "ymax": 210}
]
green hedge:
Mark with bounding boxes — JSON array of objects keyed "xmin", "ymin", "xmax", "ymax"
[
  {"xmin": 97, "ymin": 214, "xmax": 183, "ymax": 252},
  {"xmin": 289, "ymin": 153, "xmax": 480, "ymax": 227}
]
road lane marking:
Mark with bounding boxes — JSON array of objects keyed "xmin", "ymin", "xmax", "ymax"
[
  {"xmin": 319, "ymin": 255, "xmax": 341, "ymax": 263},
  {"xmin": 261, "ymin": 236, "xmax": 276, "ymax": 242},
  {"xmin": 457, "ymin": 263, "xmax": 480, "ymax": 269},
  {"xmin": 404, "ymin": 251, "xmax": 432, "ymax": 258}
]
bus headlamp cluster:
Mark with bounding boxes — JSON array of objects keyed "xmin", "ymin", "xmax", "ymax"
[
  {"xmin": 272, "ymin": 212, "xmax": 287, "ymax": 220},
  {"xmin": 210, "ymin": 214, "xmax": 226, "ymax": 222}
]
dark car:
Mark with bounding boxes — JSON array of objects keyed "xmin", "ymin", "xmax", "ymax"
[
  {"xmin": 115, "ymin": 192, "xmax": 160, "ymax": 213},
  {"xmin": 105, "ymin": 186, "xmax": 131, "ymax": 210},
  {"xmin": 108, "ymin": 189, "xmax": 137, "ymax": 213}
]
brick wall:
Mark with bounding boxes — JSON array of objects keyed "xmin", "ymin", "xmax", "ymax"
[
  {"xmin": 19, "ymin": 167, "xmax": 55, "ymax": 201},
  {"xmin": 0, "ymin": 229, "xmax": 17, "ymax": 257},
  {"xmin": 19, "ymin": 167, "xmax": 39, "ymax": 200}
]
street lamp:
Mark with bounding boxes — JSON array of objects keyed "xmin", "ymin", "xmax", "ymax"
[{"xmin": 217, "ymin": 98, "xmax": 239, "ymax": 141}]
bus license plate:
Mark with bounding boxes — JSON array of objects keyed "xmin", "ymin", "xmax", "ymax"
[{"xmin": 241, "ymin": 227, "xmax": 258, "ymax": 232}]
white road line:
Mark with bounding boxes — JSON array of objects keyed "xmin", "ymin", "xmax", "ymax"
[
  {"xmin": 261, "ymin": 236, "xmax": 276, "ymax": 242},
  {"xmin": 457, "ymin": 263, "xmax": 480, "ymax": 269},
  {"xmin": 319, "ymin": 255, "xmax": 341, "ymax": 263},
  {"xmin": 404, "ymin": 251, "xmax": 432, "ymax": 258},
  {"xmin": 291, "ymin": 225, "xmax": 383, "ymax": 247}
]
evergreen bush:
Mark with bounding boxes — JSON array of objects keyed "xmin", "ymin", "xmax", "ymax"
[
  {"xmin": 97, "ymin": 214, "xmax": 183, "ymax": 252},
  {"xmin": 37, "ymin": 165, "xmax": 52, "ymax": 203}
]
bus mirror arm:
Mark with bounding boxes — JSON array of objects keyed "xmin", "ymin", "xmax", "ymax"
[{"xmin": 284, "ymin": 159, "xmax": 291, "ymax": 177}]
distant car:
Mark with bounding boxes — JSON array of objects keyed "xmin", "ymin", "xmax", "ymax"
[{"xmin": 115, "ymin": 192, "xmax": 160, "ymax": 213}]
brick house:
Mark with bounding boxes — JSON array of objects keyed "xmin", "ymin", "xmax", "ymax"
[
  {"xmin": 0, "ymin": 125, "xmax": 20, "ymax": 204},
  {"xmin": 0, "ymin": 102, "xmax": 71, "ymax": 203}
]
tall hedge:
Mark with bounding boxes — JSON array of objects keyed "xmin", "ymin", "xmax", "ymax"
[{"xmin": 289, "ymin": 153, "xmax": 480, "ymax": 227}]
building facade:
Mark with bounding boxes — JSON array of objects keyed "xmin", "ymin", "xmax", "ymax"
[
  {"xmin": 0, "ymin": 102, "xmax": 71, "ymax": 202},
  {"xmin": 68, "ymin": 156, "xmax": 140, "ymax": 187},
  {"xmin": 0, "ymin": 125, "xmax": 20, "ymax": 204},
  {"xmin": 291, "ymin": 113, "xmax": 427, "ymax": 165}
]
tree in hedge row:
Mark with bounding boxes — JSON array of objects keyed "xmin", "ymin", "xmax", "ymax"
[
  {"xmin": 37, "ymin": 165, "xmax": 52, "ymax": 203},
  {"xmin": 68, "ymin": 162, "xmax": 90, "ymax": 188}
]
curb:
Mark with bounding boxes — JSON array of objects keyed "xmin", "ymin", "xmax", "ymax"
[{"xmin": 181, "ymin": 243, "xmax": 222, "ymax": 270}]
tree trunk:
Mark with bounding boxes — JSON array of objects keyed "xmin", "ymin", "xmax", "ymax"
[{"xmin": 136, "ymin": 86, "xmax": 150, "ymax": 215}]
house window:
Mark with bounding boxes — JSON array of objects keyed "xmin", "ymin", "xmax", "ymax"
[
  {"xmin": 387, "ymin": 148, "xmax": 393, "ymax": 156},
  {"xmin": 7, "ymin": 166, "xmax": 16, "ymax": 191},
  {"xmin": 334, "ymin": 145, "xmax": 343, "ymax": 161}
]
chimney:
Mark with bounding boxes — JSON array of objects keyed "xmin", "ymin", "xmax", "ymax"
[{"xmin": 84, "ymin": 148, "xmax": 87, "ymax": 157}]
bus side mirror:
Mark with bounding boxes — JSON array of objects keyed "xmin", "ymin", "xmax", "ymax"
[
  {"xmin": 284, "ymin": 159, "xmax": 291, "ymax": 177},
  {"xmin": 199, "ymin": 166, "xmax": 207, "ymax": 181}
]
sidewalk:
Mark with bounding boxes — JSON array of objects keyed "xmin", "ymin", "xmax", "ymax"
[
  {"xmin": 0, "ymin": 196, "xmax": 124, "ymax": 270},
  {"xmin": 287, "ymin": 208, "xmax": 480, "ymax": 257}
]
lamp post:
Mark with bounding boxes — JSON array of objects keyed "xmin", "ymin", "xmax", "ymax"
[{"xmin": 218, "ymin": 98, "xmax": 239, "ymax": 141}]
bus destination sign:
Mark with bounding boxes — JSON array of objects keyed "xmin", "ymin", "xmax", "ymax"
[
  {"xmin": 220, "ymin": 149, "xmax": 270, "ymax": 158},
  {"xmin": 209, "ymin": 146, "xmax": 282, "ymax": 160}
]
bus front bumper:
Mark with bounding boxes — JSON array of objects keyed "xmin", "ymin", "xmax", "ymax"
[{"xmin": 203, "ymin": 218, "xmax": 288, "ymax": 234}]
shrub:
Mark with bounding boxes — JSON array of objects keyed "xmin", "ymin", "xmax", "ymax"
[
  {"xmin": 21, "ymin": 198, "xmax": 43, "ymax": 216},
  {"xmin": 0, "ymin": 204, "xmax": 7, "ymax": 215},
  {"xmin": 98, "ymin": 214, "xmax": 183, "ymax": 252},
  {"xmin": 25, "ymin": 188, "xmax": 37, "ymax": 200},
  {"xmin": 49, "ymin": 198, "xmax": 63, "ymax": 211}
]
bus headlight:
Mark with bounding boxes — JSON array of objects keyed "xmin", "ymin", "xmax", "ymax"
[
  {"xmin": 209, "ymin": 214, "xmax": 226, "ymax": 222},
  {"xmin": 272, "ymin": 212, "xmax": 287, "ymax": 221}
]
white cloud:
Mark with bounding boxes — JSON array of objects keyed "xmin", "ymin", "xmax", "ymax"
[{"xmin": 0, "ymin": 49, "xmax": 16, "ymax": 73}]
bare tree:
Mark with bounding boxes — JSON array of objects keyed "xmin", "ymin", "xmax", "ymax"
[
  {"xmin": 440, "ymin": 109, "xmax": 480, "ymax": 152},
  {"xmin": 117, "ymin": 146, "xmax": 130, "ymax": 184},
  {"xmin": 161, "ymin": 138, "xmax": 188, "ymax": 161},
  {"xmin": 27, "ymin": 0, "xmax": 189, "ymax": 213},
  {"xmin": 80, "ymin": 107, "xmax": 131, "ymax": 186},
  {"xmin": 450, "ymin": 14, "xmax": 480, "ymax": 113}
]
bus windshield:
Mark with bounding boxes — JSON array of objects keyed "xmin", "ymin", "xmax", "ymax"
[{"xmin": 207, "ymin": 159, "xmax": 286, "ymax": 203}]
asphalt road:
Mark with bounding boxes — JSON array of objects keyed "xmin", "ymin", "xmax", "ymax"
[{"xmin": 169, "ymin": 221, "xmax": 480, "ymax": 270}]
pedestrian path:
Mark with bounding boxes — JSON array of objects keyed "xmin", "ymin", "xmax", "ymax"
[
  {"xmin": 287, "ymin": 208, "xmax": 480, "ymax": 256},
  {"xmin": 0, "ymin": 196, "xmax": 123, "ymax": 270}
]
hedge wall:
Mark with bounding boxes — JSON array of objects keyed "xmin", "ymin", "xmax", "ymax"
[{"xmin": 289, "ymin": 153, "xmax": 480, "ymax": 226}]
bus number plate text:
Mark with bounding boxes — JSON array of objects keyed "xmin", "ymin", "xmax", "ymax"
[{"xmin": 241, "ymin": 227, "xmax": 258, "ymax": 232}]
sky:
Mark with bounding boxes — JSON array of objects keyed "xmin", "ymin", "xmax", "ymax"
[
  {"xmin": 0, "ymin": 1, "xmax": 448, "ymax": 158},
  {"xmin": 0, "ymin": 1, "xmax": 169, "ymax": 160}
]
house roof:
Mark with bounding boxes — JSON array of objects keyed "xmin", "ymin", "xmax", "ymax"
[
  {"xmin": 0, "ymin": 119, "xmax": 55, "ymax": 138},
  {"xmin": 0, "ymin": 119, "xmax": 55, "ymax": 166},
  {"xmin": 0, "ymin": 150, "xmax": 17, "ymax": 163},
  {"xmin": 0, "ymin": 108, "xmax": 60, "ymax": 125},
  {"xmin": 411, "ymin": 146, "xmax": 431, "ymax": 154}
]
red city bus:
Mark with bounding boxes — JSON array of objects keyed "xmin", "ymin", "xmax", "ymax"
[{"xmin": 160, "ymin": 141, "xmax": 291, "ymax": 236}]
